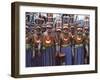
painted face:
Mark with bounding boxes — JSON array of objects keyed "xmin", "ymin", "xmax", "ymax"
[
  {"xmin": 77, "ymin": 28, "xmax": 83, "ymax": 35},
  {"xmin": 56, "ymin": 30, "xmax": 61, "ymax": 34},
  {"xmin": 36, "ymin": 28, "xmax": 41, "ymax": 35},
  {"xmin": 63, "ymin": 28, "xmax": 69, "ymax": 34},
  {"xmin": 47, "ymin": 27, "xmax": 52, "ymax": 33},
  {"xmin": 42, "ymin": 27, "xmax": 46, "ymax": 32},
  {"xmin": 84, "ymin": 28, "xmax": 89, "ymax": 35},
  {"xmin": 70, "ymin": 27, "xmax": 75, "ymax": 34}
]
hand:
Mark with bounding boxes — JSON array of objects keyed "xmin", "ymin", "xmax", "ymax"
[
  {"xmin": 42, "ymin": 46, "xmax": 45, "ymax": 50},
  {"xmin": 32, "ymin": 47, "xmax": 35, "ymax": 58}
]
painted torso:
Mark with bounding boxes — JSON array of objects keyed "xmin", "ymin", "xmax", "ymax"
[
  {"xmin": 74, "ymin": 35, "xmax": 84, "ymax": 44},
  {"xmin": 61, "ymin": 33, "xmax": 71, "ymax": 45},
  {"xmin": 43, "ymin": 35, "xmax": 54, "ymax": 47}
]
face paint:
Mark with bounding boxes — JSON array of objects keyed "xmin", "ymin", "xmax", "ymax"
[
  {"xmin": 77, "ymin": 27, "xmax": 83, "ymax": 35},
  {"xmin": 42, "ymin": 28, "xmax": 46, "ymax": 32},
  {"xmin": 77, "ymin": 32, "xmax": 81, "ymax": 35},
  {"xmin": 47, "ymin": 28, "xmax": 52, "ymax": 33},
  {"xmin": 36, "ymin": 28, "xmax": 41, "ymax": 35},
  {"xmin": 63, "ymin": 28, "xmax": 68, "ymax": 33},
  {"xmin": 77, "ymin": 31, "xmax": 82, "ymax": 35},
  {"xmin": 56, "ymin": 30, "xmax": 61, "ymax": 34},
  {"xmin": 63, "ymin": 31, "xmax": 68, "ymax": 34},
  {"xmin": 84, "ymin": 29, "xmax": 89, "ymax": 35}
]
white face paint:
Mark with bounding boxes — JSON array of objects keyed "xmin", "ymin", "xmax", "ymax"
[{"xmin": 77, "ymin": 28, "xmax": 83, "ymax": 35}]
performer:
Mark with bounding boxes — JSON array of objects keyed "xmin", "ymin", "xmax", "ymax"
[
  {"xmin": 60, "ymin": 24, "xmax": 72, "ymax": 65},
  {"xmin": 83, "ymin": 26, "xmax": 89, "ymax": 64},
  {"xmin": 70, "ymin": 25, "xmax": 76, "ymax": 38},
  {"xmin": 83, "ymin": 16, "xmax": 90, "ymax": 64},
  {"xmin": 55, "ymin": 27, "xmax": 64, "ymax": 65},
  {"xmin": 70, "ymin": 25, "xmax": 76, "ymax": 64},
  {"xmin": 42, "ymin": 24, "xmax": 55, "ymax": 66},
  {"xmin": 32, "ymin": 26, "xmax": 42, "ymax": 66},
  {"xmin": 74, "ymin": 27, "xmax": 85, "ymax": 64},
  {"xmin": 26, "ymin": 27, "xmax": 33, "ymax": 67}
]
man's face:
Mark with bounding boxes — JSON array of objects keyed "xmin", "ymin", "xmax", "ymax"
[
  {"xmin": 56, "ymin": 30, "xmax": 61, "ymax": 34},
  {"xmin": 71, "ymin": 27, "xmax": 75, "ymax": 33},
  {"xmin": 47, "ymin": 28, "xmax": 52, "ymax": 33},
  {"xmin": 36, "ymin": 28, "xmax": 41, "ymax": 35},
  {"xmin": 42, "ymin": 27, "xmax": 46, "ymax": 32},
  {"xmin": 63, "ymin": 28, "xmax": 69, "ymax": 34},
  {"xmin": 77, "ymin": 28, "xmax": 83, "ymax": 35},
  {"xmin": 84, "ymin": 28, "xmax": 89, "ymax": 35}
]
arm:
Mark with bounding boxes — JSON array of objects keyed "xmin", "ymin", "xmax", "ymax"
[{"xmin": 32, "ymin": 36, "xmax": 35, "ymax": 58}]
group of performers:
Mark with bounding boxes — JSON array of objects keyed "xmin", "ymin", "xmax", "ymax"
[
  {"xmin": 25, "ymin": 13, "xmax": 89, "ymax": 67},
  {"xmin": 26, "ymin": 24, "xmax": 89, "ymax": 67}
]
